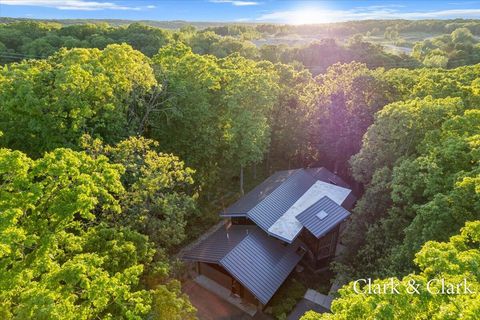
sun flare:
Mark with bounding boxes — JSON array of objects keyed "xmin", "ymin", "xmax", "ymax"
[{"xmin": 287, "ymin": 8, "xmax": 332, "ymax": 25}]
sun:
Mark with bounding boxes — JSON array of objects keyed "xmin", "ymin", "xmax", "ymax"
[{"xmin": 287, "ymin": 8, "xmax": 332, "ymax": 25}]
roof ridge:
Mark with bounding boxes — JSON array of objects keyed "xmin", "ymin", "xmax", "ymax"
[
  {"xmin": 221, "ymin": 168, "xmax": 302, "ymax": 216},
  {"xmin": 246, "ymin": 168, "xmax": 314, "ymax": 233},
  {"xmin": 219, "ymin": 230, "xmax": 305, "ymax": 305}
]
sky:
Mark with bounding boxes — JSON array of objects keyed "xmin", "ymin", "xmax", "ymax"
[{"xmin": 1, "ymin": 0, "xmax": 480, "ymax": 24}]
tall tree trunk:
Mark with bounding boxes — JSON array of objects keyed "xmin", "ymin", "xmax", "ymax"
[
  {"xmin": 265, "ymin": 152, "xmax": 270, "ymax": 175},
  {"xmin": 240, "ymin": 165, "xmax": 244, "ymax": 195}
]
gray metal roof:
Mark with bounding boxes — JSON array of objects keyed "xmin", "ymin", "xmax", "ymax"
[
  {"xmin": 220, "ymin": 230, "xmax": 305, "ymax": 305},
  {"xmin": 305, "ymin": 167, "xmax": 349, "ymax": 188},
  {"xmin": 341, "ymin": 193, "xmax": 357, "ymax": 210},
  {"xmin": 247, "ymin": 169, "xmax": 317, "ymax": 233},
  {"xmin": 220, "ymin": 169, "xmax": 299, "ymax": 217},
  {"xmin": 182, "ymin": 225, "xmax": 254, "ymax": 263},
  {"xmin": 305, "ymin": 167, "xmax": 357, "ymax": 209},
  {"xmin": 296, "ymin": 196, "xmax": 351, "ymax": 238},
  {"xmin": 220, "ymin": 167, "xmax": 356, "ymax": 217}
]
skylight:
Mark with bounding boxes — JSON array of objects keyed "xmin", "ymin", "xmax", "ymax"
[
  {"xmin": 316, "ymin": 210, "xmax": 328, "ymax": 220},
  {"xmin": 267, "ymin": 180, "xmax": 351, "ymax": 243}
]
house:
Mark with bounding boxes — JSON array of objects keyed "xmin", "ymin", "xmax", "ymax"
[{"xmin": 182, "ymin": 167, "xmax": 355, "ymax": 309}]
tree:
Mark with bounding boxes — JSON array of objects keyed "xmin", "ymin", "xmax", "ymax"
[
  {"xmin": 386, "ymin": 109, "xmax": 480, "ymax": 272},
  {"xmin": 309, "ymin": 62, "xmax": 392, "ymax": 176},
  {"xmin": 423, "ymin": 49, "xmax": 449, "ymax": 68},
  {"xmin": 411, "ymin": 27, "xmax": 480, "ymax": 68},
  {"xmin": 151, "ymin": 43, "xmax": 224, "ymax": 187},
  {"xmin": 151, "ymin": 280, "xmax": 197, "ymax": 320},
  {"xmin": 267, "ymin": 63, "xmax": 316, "ymax": 170},
  {"xmin": 219, "ymin": 55, "xmax": 279, "ymax": 193},
  {"xmin": 0, "ymin": 148, "xmax": 146, "ymax": 319},
  {"xmin": 0, "ymin": 44, "xmax": 156, "ymax": 156},
  {"xmin": 117, "ymin": 23, "xmax": 173, "ymax": 57},
  {"xmin": 151, "ymin": 43, "xmax": 278, "ymax": 193},
  {"xmin": 334, "ymin": 167, "xmax": 393, "ymax": 279},
  {"xmin": 187, "ymin": 31, "xmax": 259, "ymax": 59},
  {"xmin": 0, "ymin": 147, "xmax": 197, "ymax": 319},
  {"xmin": 301, "ymin": 221, "xmax": 480, "ymax": 320},
  {"xmin": 381, "ymin": 64, "xmax": 480, "ymax": 106},
  {"xmin": 451, "ymin": 27, "xmax": 474, "ymax": 44},
  {"xmin": 340, "ymin": 91, "xmax": 480, "ymax": 280},
  {"xmin": 351, "ymin": 96, "xmax": 464, "ymax": 184},
  {"xmin": 81, "ymin": 135, "xmax": 197, "ymax": 250}
]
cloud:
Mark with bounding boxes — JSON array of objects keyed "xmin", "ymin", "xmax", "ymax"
[
  {"xmin": 448, "ymin": 1, "xmax": 480, "ymax": 5},
  {"xmin": 399, "ymin": 8, "xmax": 480, "ymax": 18},
  {"xmin": 210, "ymin": 0, "xmax": 259, "ymax": 6},
  {"xmin": 0, "ymin": 0, "xmax": 149, "ymax": 11},
  {"xmin": 256, "ymin": 6, "xmax": 480, "ymax": 24}
]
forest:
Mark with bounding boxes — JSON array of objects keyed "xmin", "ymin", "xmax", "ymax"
[{"xmin": 0, "ymin": 18, "xmax": 478, "ymax": 319}]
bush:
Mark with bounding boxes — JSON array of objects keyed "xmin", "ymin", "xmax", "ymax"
[{"xmin": 268, "ymin": 278, "xmax": 306, "ymax": 319}]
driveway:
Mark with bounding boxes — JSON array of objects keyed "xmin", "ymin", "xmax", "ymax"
[{"xmin": 182, "ymin": 280, "xmax": 252, "ymax": 320}]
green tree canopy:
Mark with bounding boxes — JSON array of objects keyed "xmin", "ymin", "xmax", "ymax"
[
  {"xmin": 0, "ymin": 44, "xmax": 156, "ymax": 156},
  {"xmin": 0, "ymin": 147, "xmax": 196, "ymax": 319},
  {"xmin": 309, "ymin": 62, "xmax": 393, "ymax": 176},
  {"xmin": 340, "ymin": 78, "xmax": 480, "ymax": 279},
  {"xmin": 302, "ymin": 220, "xmax": 480, "ymax": 320},
  {"xmin": 151, "ymin": 43, "xmax": 278, "ymax": 190},
  {"xmin": 81, "ymin": 135, "xmax": 197, "ymax": 250}
]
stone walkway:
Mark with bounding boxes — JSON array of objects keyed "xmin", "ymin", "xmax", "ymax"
[
  {"xmin": 304, "ymin": 289, "xmax": 333, "ymax": 310},
  {"xmin": 302, "ymin": 243, "xmax": 347, "ymax": 310},
  {"xmin": 288, "ymin": 241, "xmax": 348, "ymax": 319},
  {"xmin": 287, "ymin": 299, "xmax": 329, "ymax": 320}
]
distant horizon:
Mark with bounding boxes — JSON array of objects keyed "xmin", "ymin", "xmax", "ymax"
[
  {"xmin": 3, "ymin": 16, "xmax": 480, "ymax": 25},
  {"xmin": 2, "ymin": 1, "xmax": 480, "ymax": 24}
]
